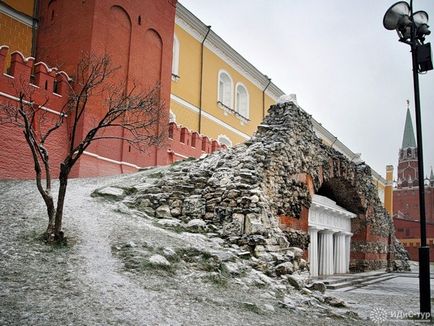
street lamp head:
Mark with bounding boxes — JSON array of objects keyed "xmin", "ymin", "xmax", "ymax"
[
  {"xmin": 383, "ymin": 2, "xmax": 431, "ymax": 43},
  {"xmin": 413, "ymin": 11, "xmax": 431, "ymax": 40},
  {"xmin": 413, "ymin": 11, "xmax": 429, "ymax": 26},
  {"xmin": 383, "ymin": 1, "xmax": 411, "ymax": 30}
]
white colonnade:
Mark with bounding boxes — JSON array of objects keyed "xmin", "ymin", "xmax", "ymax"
[{"xmin": 308, "ymin": 194, "xmax": 356, "ymax": 276}]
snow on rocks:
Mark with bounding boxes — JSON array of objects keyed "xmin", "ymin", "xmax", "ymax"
[
  {"xmin": 186, "ymin": 218, "xmax": 207, "ymax": 231},
  {"xmin": 157, "ymin": 219, "xmax": 181, "ymax": 227},
  {"xmin": 148, "ymin": 254, "xmax": 171, "ymax": 267},
  {"xmin": 93, "ymin": 186, "xmax": 125, "ymax": 199},
  {"xmin": 275, "ymin": 262, "xmax": 294, "ymax": 276},
  {"xmin": 286, "ymin": 274, "xmax": 305, "ymax": 290},
  {"xmin": 277, "ymin": 94, "xmax": 298, "ymax": 106},
  {"xmin": 156, "ymin": 205, "xmax": 172, "ymax": 218}
]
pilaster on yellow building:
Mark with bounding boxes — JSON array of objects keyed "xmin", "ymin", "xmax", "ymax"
[{"xmin": 384, "ymin": 165, "xmax": 394, "ymax": 215}]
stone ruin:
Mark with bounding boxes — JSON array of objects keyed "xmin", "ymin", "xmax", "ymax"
[{"xmin": 95, "ymin": 102, "xmax": 410, "ymax": 275}]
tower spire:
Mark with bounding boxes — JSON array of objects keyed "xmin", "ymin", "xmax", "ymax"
[{"xmin": 401, "ymin": 100, "xmax": 417, "ymax": 149}]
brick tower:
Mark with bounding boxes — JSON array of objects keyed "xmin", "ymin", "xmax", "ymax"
[
  {"xmin": 396, "ymin": 102, "xmax": 418, "ymax": 189},
  {"xmin": 393, "ymin": 102, "xmax": 434, "ymax": 261},
  {"xmin": 36, "ymin": 0, "xmax": 177, "ymax": 176}
]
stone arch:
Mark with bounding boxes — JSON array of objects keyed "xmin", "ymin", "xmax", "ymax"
[
  {"xmin": 97, "ymin": 5, "xmax": 132, "ymax": 162},
  {"xmin": 107, "ymin": 5, "xmax": 132, "ymax": 85},
  {"xmin": 317, "ymin": 178, "xmax": 361, "ymax": 213},
  {"xmin": 48, "ymin": 0, "xmax": 57, "ymax": 23},
  {"xmin": 311, "ymin": 175, "xmax": 368, "ymax": 274},
  {"xmin": 143, "ymin": 28, "xmax": 163, "ymax": 90}
]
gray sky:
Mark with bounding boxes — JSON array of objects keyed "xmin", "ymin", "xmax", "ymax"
[{"xmin": 180, "ymin": 0, "xmax": 434, "ymax": 180}]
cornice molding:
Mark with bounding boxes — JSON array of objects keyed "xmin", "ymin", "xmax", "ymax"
[
  {"xmin": 176, "ymin": 3, "xmax": 283, "ymax": 101},
  {"xmin": 0, "ymin": 2, "xmax": 35, "ymax": 28}
]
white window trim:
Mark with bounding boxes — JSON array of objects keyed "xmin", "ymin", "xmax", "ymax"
[
  {"xmin": 172, "ymin": 34, "xmax": 180, "ymax": 80},
  {"xmin": 235, "ymin": 82, "xmax": 249, "ymax": 119},
  {"xmin": 217, "ymin": 134, "xmax": 233, "ymax": 148},
  {"xmin": 217, "ymin": 69, "xmax": 233, "ymax": 109}
]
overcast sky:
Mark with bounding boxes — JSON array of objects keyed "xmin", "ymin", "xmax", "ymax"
[{"xmin": 180, "ymin": 0, "xmax": 434, "ymax": 180}]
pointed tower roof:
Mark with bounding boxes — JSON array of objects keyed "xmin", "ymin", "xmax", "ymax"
[{"xmin": 402, "ymin": 107, "xmax": 417, "ymax": 148}]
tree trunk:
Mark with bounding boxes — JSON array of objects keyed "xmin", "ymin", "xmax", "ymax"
[
  {"xmin": 45, "ymin": 200, "xmax": 55, "ymax": 238},
  {"xmin": 53, "ymin": 165, "xmax": 69, "ymax": 242}
]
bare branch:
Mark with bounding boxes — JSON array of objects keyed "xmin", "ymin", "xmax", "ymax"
[{"xmin": 0, "ymin": 52, "xmax": 167, "ymax": 242}]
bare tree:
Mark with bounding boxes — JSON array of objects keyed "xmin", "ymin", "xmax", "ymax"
[{"xmin": 0, "ymin": 53, "xmax": 166, "ymax": 243}]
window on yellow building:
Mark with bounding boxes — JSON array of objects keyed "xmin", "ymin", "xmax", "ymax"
[
  {"xmin": 172, "ymin": 35, "xmax": 180, "ymax": 79},
  {"xmin": 235, "ymin": 83, "xmax": 249, "ymax": 118},
  {"xmin": 218, "ymin": 70, "xmax": 233, "ymax": 108}
]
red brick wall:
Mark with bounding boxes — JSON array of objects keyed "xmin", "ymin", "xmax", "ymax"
[
  {"xmin": 1, "ymin": 1, "xmax": 234, "ymax": 180},
  {"xmin": 393, "ymin": 217, "xmax": 434, "ymax": 261},
  {"xmin": 0, "ymin": 47, "xmax": 70, "ymax": 179},
  {"xmin": 36, "ymin": 0, "xmax": 177, "ymax": 174},
  {"xmin": 167, "ymin": 122, "xmax": 225, "ymax": 164},
  {"xmin": 394, "ymin": 187, "xmax": 434, "ymax": 223},
  {"xmin": 0, "ymin": 48, "xmax": 224, "ymax": 180}
]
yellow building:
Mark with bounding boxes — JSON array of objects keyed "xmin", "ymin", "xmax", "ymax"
[
  {"xmin": 171, "ymin": 3, "xmax": 387, "ymax": 201},
  {"xmin": 170, "ymin": 3, "xmax": 281, "ymax": 147},
  {"xmin": 0, "ymin": 0, "xmax": 36, "ymax": 62}
]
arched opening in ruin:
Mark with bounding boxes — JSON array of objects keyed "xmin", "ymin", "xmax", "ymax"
[{"xmin": 308, "ymin": 177, "xmax": 366, "ymax": 277}]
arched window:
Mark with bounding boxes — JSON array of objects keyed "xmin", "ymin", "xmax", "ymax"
[
  {"xmin": 172, "ymin": 34, "xmax": 180, "ymax": 77},
  {"xmin": 217, "ymin": 134, "xmax": 232, "ymax": 148},
  {"xmin": 218, "ymin": 70, "xmax": 233, "ymax": 108},
  {"xmin": 235, "ymin": 83, "xmax": 249, "ymax": 118},
  {"xmin": 407, "ymin": 148, "xmax": 412, "ymax": 158}
]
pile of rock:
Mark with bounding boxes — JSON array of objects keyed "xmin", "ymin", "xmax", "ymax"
[{"xmin": 94, "ymin": 101, "xmax": 409, "ymax": 275}]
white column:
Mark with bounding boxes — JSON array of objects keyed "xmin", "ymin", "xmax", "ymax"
[
  {"xmin": 308, "ymin": 227, "xmax": 319, "ymax": 277},
  {"xmin": 334, "ymin": 232, "xmax": 346, "ymax": 274},
  {"xmin": 333, "ymin": 232, "xmax": 338, "ymax": 273},
  {"xmin": 318, "ymin": 230, "xmax": 323, "ymax": 274},
  {"xmin": 319, "ymin": 230, "xmax": 334, "ymax": 275},
  {"xmin": 344, "ymin": 233, "xmax": 353, "ymax": 273}
]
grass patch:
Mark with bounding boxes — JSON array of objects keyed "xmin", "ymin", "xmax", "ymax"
[
  {"xmin": 206, "ymin": 272, "xmax": 228, "ymax": 288},
  {"xmin": 122, "ymin": 186, "xmax": 137, "ymax": 196},
  {"xmin": 139, "ymin": 260, "xmax": 175, "ymax": 274},
  {"xmin": 20, "ymin": 228, "xmax": 75, "ymax": 251},
  {"xmin": 152, "ymin": 221, "xmax": 186, "ymax": 234},
  {"xmin": 112, "ymin": 242, "xmax": 178, "ymax": 275},
  {"xmin": 240, "ymin": 302, "xmax": 263, "ymax": 315}
]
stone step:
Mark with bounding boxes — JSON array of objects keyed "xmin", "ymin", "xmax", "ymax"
[
  {"xmin": 390, "ymin": 272, "xmax": 434, "ymax": 279},
  {"xmin": 326, "ymin": 274, "xmax": 396, "ymax": 290},
  {"xmin": 321, "ymin": 271, "xmax": 387, "ymax": 285}
]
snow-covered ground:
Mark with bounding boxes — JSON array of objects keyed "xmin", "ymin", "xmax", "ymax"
[
  {"xmin": 330, "ymin": 264, "xmax": 434, "ymax": 325},
  {"xmin": 0, "ymin": 172, "xmax": 424, "ymax": 325}
]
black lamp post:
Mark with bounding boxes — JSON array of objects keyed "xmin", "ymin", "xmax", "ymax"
[{"xmin": 383, "ymin": 0, "xmax": 433, "ymax": 316}]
